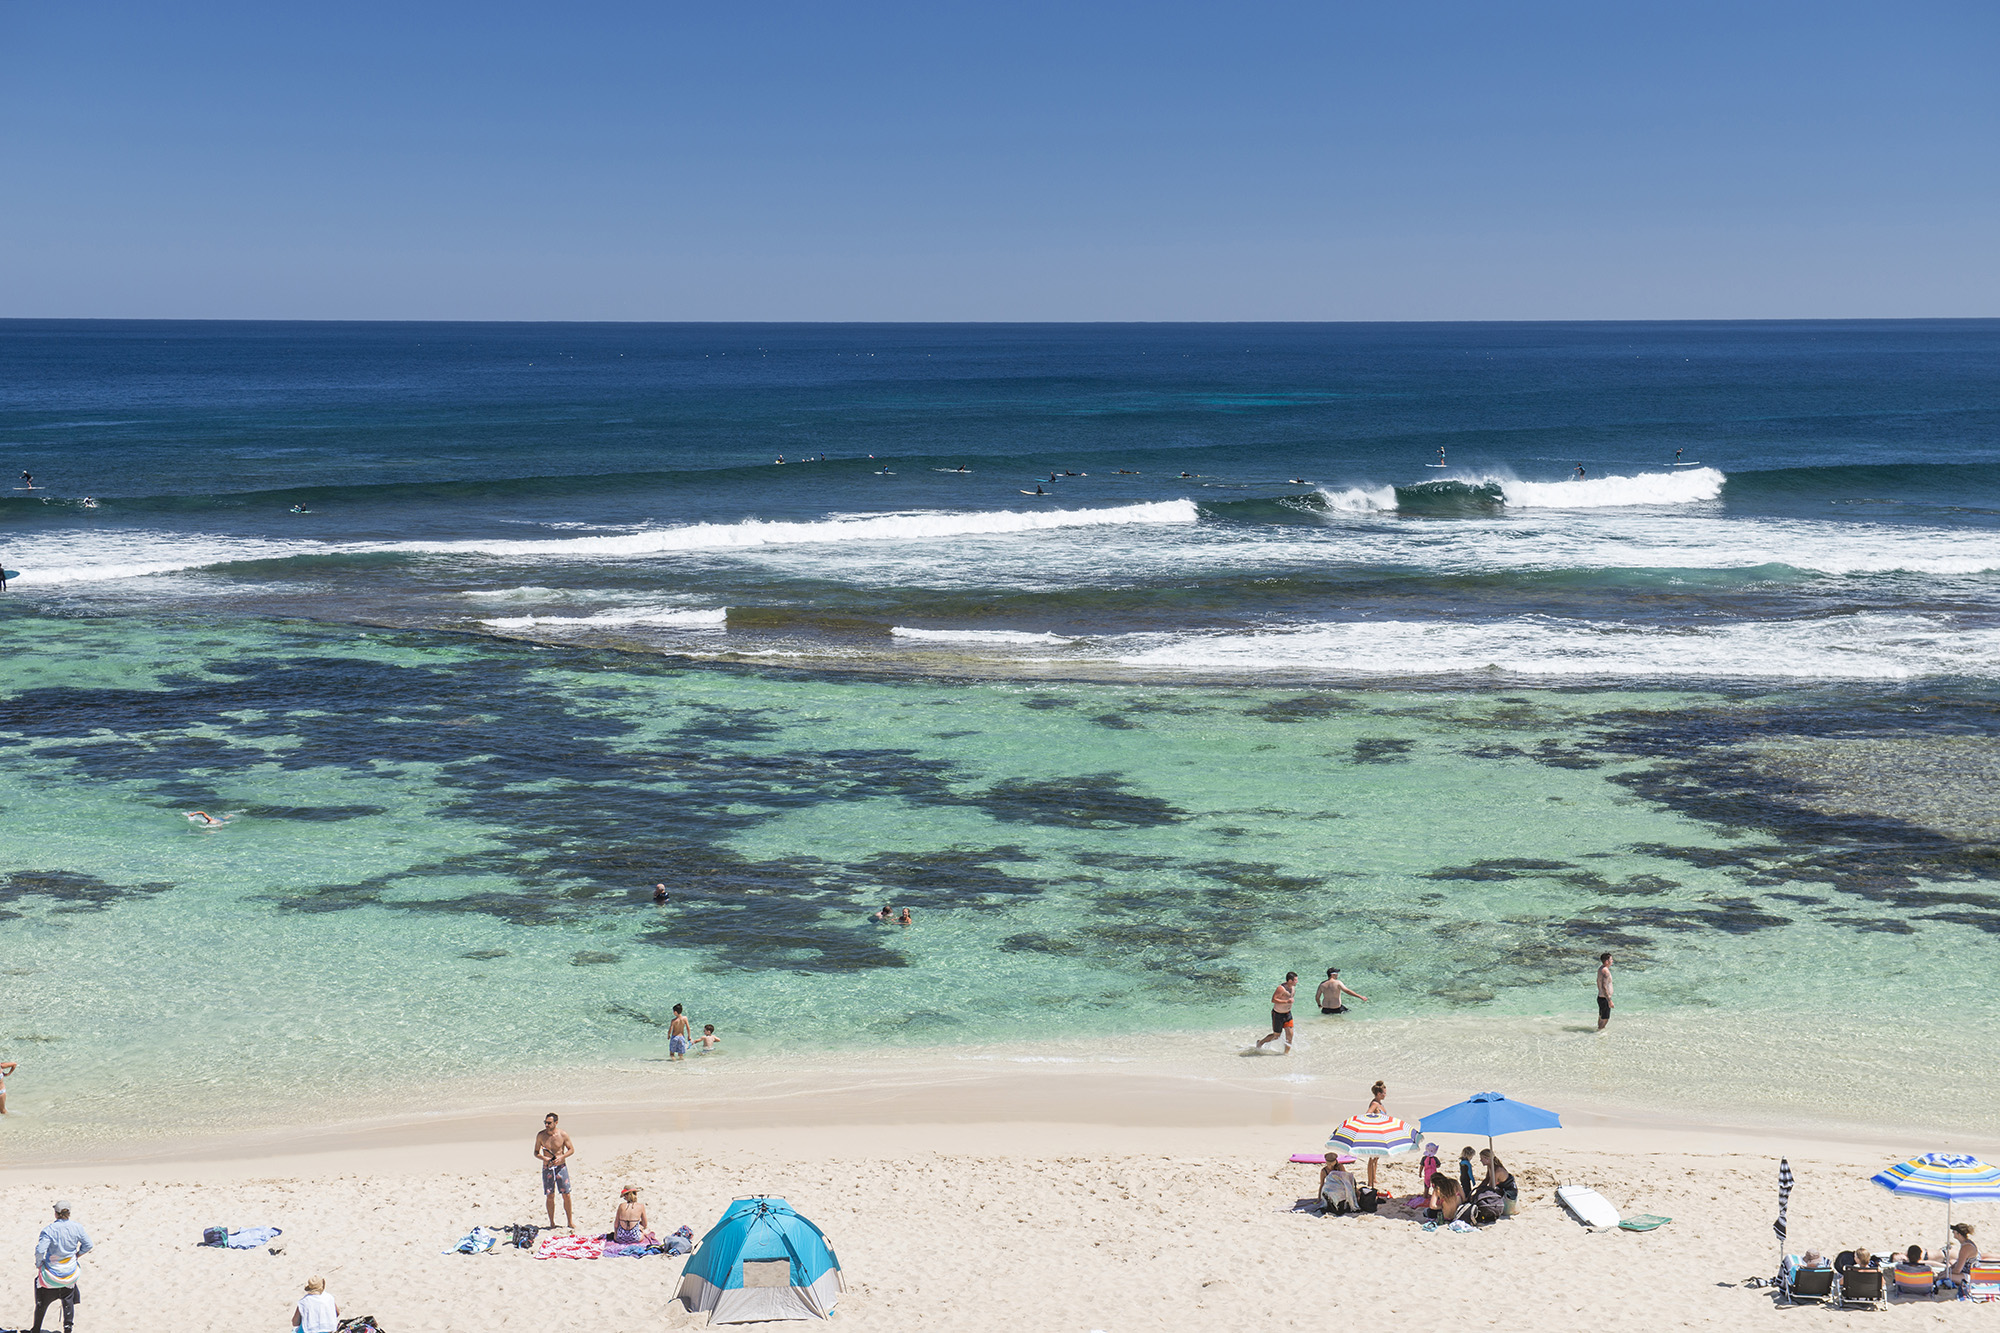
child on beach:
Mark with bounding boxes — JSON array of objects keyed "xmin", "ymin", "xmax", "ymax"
[{"xmin": 697, "ymin": 1025, "xmax": 720, "ymax": 1052}]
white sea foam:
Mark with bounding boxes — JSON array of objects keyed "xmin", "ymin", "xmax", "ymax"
[
  {"xmin": 1108, "ymin": 612, "xmax": 2000, "ymax": 680},
  {"xmin": 890, "ymin": 627, "xmax": 1077, "ymax": 645},
  {"xmin": 481, "ymin": 607, "xmax": 728, "ymax": 630},
  {"xmin": 1315, "ymin": 484, "xmax": 1398, "ymax": 513},
  {"xmin": 1314, "ymin": 467, "xmax": 1724, "ymax": 514},
  {"xmin": 455, "ymin": 585, "xmax": 564, "ymax": 599},
  {"xmin": 377, "ymin": 501, "xmax": 1200, "ymax": 559},
  {"xmin": 1497, "ymin": 467, "xmax": 1724, "ymax": 508}
]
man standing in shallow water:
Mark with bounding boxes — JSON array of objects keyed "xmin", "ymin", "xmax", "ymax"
[
  {"xmin": 535, "ymin": 1113, "xmax": 575, "ymax": 1230},
  {"xmin": 1596, "ymin": 952, "xmax": 1615, "ymax": 1031},
  {"xmin": 1254, "ymin": 972, "xmax": 1299, "ymax": 1053}
]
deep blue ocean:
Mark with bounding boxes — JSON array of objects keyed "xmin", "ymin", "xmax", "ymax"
[{"xmin": 2, "ymin": 320, "xmax": 1998, "ymax": 1147}]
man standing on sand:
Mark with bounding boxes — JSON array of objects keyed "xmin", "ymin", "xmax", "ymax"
[
  {"xmin": 1254, "ymin": 972, "xmax": 1299, "ymax": 1053},
  {"xmin": 31, "ymin": 1200, "xmax": 91, "ymax": 1333},
  {"xmin": 534, "ymin": 1113, "xmax": 575, "ymax": 1231},
  {"xmin": 1596, "ymin": 953, "xmax": 1614, "ymax": 1031},
  {"xmin": 1315, "ymin": 968, "xmax": 1369, "ymax": 1015},
  {"xmin": 667, "ymin": 1004, "xmax": 692, "ymax": 1060}
]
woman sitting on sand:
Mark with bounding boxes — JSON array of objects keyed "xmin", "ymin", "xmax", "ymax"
[
  {"xmin": 291, "ymin": 1276, "xmax": 339, "ymax": 1333},
  {"xmin": 611, "ymin": 1186, "xmax": 650, "ymax": 1244},
  {"xmin": 1318, "ymin": 1154, "xmax": 1358, "ymax": 1215},
  {"xmin": 1479, "ymin": 1149, "xmax": 1518, "ymax": 1205},
  {"xmin": 1426, "ymin": 1172, "xmax": 1462, "ymax": 1222},
  {"xmin": 1948, "ymin": 1224, "xmax": 1979, "ymax": 1279}
]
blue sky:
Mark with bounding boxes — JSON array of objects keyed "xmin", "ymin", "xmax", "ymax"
[{"xmin": 2, "ymin": 1, "xmax": 1993, "ymax": 319}]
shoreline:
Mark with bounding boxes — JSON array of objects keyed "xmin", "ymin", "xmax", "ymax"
[{"xmin": 13, "ymin": 1014, "xmax": 1998, "ymax": 1174}]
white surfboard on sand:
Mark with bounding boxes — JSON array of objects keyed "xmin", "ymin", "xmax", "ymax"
[{"xmin": 1556, "ymin": 1184, "xmax": 1621, "ymax": 1229}]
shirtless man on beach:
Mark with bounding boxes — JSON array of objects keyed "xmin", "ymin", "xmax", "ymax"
[
  {"xmin": 534, "ymin": 1113, "xmax": 575, "ymax": 1229},
  {"xmin": 1254, "ymin": 972, "xmax": 1299, "ymax": 1053},
  {"xmin": 1596, "ymin": 953, "xmax": 1614, "ymax": 1031}
]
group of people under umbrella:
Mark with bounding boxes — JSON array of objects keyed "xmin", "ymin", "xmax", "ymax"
[
  {"xmin": 1777, "ymin": 1153, "xmax": 2000, "ymax": 1305},
  {"xmin": 1309, "ymin": 1088, "xmax": 1561, "ymax": 1225}
]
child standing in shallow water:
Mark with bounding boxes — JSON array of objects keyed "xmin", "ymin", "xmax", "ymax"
[{"xmin": 697, "ymin": 1025, "xmax": 720, "ymax": 1052}]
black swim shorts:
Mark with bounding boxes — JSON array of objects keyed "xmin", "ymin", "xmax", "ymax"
[
  {"xmin": 1271, "ymin": 1010, "xmax": 1293, "ymax": 1033},
  {"xmin": 1321, "ymin": 1006, "xmax": 1347, "ymax": 1015},
  {"xmin": 1597, "ymin": 996, "xmax": 1611, "ymax": 1020}
]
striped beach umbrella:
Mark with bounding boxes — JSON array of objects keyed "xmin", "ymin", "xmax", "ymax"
[
  {"xmin": 1872, "ymin": 1153, "xmax": 2000, "ymax": 1255},
  {"xmin": 1328, "ymin": 1112, "xmax": 1418, "ymax": 1157},
  {"xmin": 1774, "ymin": 1159, "xmax": 1793, "ymax": 1271}
]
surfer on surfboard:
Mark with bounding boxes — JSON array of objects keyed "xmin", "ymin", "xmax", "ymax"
[{"xmin": 1575, "ymin": 465, "xmax": 1587, "ymax": 480}]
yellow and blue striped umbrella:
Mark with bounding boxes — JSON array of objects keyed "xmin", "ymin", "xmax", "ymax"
[
  {"xmin": 1872, "ymin": 1153, "xmax": 2000, "ymax": 1255},
  {"xmin": 1872, "ymin": 1154, "xmax": 2000, "ymax": 1202}
]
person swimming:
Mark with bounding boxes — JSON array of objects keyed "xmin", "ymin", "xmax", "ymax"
[
  {"xmin": 652, "ymin": 883, "xmax": 668, "ymax": 904},
  {"xmin": 186, "ymin": 811, "xmax": 225, "ymax": 827}
]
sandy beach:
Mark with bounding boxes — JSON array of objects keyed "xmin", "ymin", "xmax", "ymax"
[{"xmin": 5, "ymin": 1062, "xmax": 1997, "ymax": 1333}]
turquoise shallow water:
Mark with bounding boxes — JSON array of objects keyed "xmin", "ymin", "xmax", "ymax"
[{"xmin": 4, "ymin": 610, "xmax": 1997, "ymax": 1147}]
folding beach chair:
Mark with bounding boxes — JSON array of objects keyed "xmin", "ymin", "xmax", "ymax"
[
  {"xmin": 1891, "ymin": 1264, "xmax": 1944, "ymax": 1300},
  {"xmin": 1836, "ymin": 1267, "xmax": 1886, "ymax": 1310},
  {"xmin": 1958, "ymin": 1261, "xmax": 2000, "ymax": 1302},
  {"xmin": 1783, "ymin": 1263, "xmax": 1836, "ymax": 1305}
]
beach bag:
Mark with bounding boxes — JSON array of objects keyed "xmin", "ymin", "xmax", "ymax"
[
  {"xmin": 202, "ymin": 1227, "xmax": 227, "ymax": 1247},
  {"xmin": 1470, "ymin": 1188, "xmax": 1507, "ymax": 1225},
  {"xmin": 336, "ymin": 1318, "xmax": 385, "ymax": 1333},
  {"xmin": 1356, "ymin": 1186, "xmax": 1380, "ymax": 1214}
]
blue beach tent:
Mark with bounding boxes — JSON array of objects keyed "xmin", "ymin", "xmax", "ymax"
[{"xmin": 678, "ymin": 1197, "xmax": 846, "ymax": 1324}]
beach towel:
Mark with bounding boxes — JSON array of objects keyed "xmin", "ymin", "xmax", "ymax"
[
  {"xmin": 223, "ymin": 1227, "xmax": 282, "ymax": 1249},
  {"xmin": 1618, "ymin": 1214, "xmax": 1672, "ymax": 1232},
  {"xmin": 534, "ymin": 1233, "xmax": 605, "ymax": 1261},
  {"xmin": 664, "ymin": 1225, "xmax": 695, "ymax": 1257},
  {"xmin": 443, "ymin": 1226, "xmax": 501, "ymax": 1255}
]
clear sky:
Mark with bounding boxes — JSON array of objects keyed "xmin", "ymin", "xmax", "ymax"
[{"xmin": 2, "ymin": 1, "xmax": 1994, "ymax": 320}]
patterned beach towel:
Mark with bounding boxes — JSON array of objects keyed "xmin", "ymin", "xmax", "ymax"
[{"xmin": 534, "ymin": 1233, "xmax": 605, "ymax": 1261}]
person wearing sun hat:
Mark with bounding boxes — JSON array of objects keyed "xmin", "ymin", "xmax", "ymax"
[{"xmin": 611, "ymin": 1185, "xmax": 650, "ymax": 1244}]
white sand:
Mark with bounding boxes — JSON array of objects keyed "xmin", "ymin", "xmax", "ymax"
[{"xmin": 4, "ymin": 1071, "xmax": 1997, "ymax": 1331}]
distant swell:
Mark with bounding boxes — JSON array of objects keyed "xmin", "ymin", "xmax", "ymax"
[
  {"xmin": 375, "ymin": 501, "xmax": 1200, "ymax": 558},
  {"xmin": 481, "ymin": 607, "xmax": 728, "ymax": 630},
  {"xmin": 1112, "ymin": 612, "xmax": 2000, "ymax": 681}
]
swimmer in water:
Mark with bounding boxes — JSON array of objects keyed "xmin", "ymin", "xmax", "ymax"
[
  {"xmin": 898, "ymin": 907, "xmax": 913, "ymax": 926},
  {"xmin": 652, "ymin": 883, "xmax": 668, "ymax": 904},
  {"xmin": 186, "ymin": 811, "xmax": 225, "ymax": 827},
  {"xmin": 873, "ymin": 904, "xmax": 893, "ymax": 922}
]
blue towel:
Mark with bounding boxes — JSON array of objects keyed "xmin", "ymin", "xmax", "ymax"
[
  {"xmin": 224, "ymin": 1227, "xmax": 282, "ymax": 1249},
  {"xmin": 443, "ymin": 1227, "xmax": 500, "ymax": 1255}
]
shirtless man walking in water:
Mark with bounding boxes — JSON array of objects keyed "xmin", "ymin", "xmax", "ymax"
[
  {"xmin": 1254, "ymin": 972, "xmax": 1299, "ymax": 1053},
  {"xmin": 1596, "ymin": 953, "xmax": 1615, "ymax": 1031},
  {"xmin": 534, "ymin": 1113, "xmax": 576, "ymax": 1230}
]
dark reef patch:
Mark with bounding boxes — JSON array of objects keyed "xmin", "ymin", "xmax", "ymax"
[{"xmin": 969, "ymin": 774, "xmax": 1185, "ymax": 829}]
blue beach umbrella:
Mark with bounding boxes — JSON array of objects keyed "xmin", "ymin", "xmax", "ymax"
[
  {"xmin": 1872, "ymin": 1154, "xmax": 2000, "ymax": 1256},
  {"xmin": 1417, "ymin": 1091, "xmax": 1562, "ymax": 1151}
]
